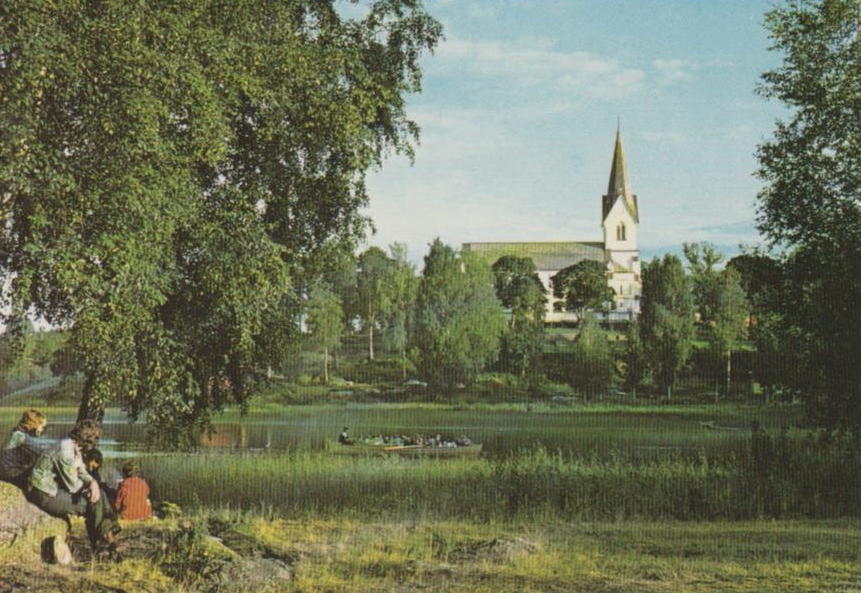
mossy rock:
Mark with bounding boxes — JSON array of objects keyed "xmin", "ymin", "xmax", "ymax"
[{"xmin": 0, "ymin": 481, "xmax": 68, "ymax": 564}]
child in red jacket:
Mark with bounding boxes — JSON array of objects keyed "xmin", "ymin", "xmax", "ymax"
[{"xmin": 114, "ymin": 461, "xmax": 152, "ymax": 520}]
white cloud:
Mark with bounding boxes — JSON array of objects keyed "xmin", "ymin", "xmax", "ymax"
[
  {"xmin": 652, "ymin": 58, "xmax": 698, "ymax": 85},
  {"xmin": 437, "ymin": 36, "xmax": 644, "ymax": 99}
]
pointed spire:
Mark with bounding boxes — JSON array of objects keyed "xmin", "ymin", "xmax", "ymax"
[{"xmin": 603, "ymin": 125, "xmax": 638, "ymax": 222}]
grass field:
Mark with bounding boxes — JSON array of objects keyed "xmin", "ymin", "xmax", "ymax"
[
  {"xmin": 1, "ymin": 513, "xmax": 857, "ymax": 593},
  {"xmin": 1, "ymin": 401, "xmax": 858, "ymax": 591}
]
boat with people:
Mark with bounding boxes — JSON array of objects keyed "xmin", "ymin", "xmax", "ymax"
[
  {"xmin": 331, "ymin": 430, "xmax": 482, "ymax": 458},
  {"xmin": 331, "ymin": 442, "xmax": 483, "ymax": 458}
]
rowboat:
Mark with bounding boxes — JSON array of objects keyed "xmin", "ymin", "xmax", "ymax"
[{"xmin": 330, "ymin": 442, "xmax": 483, "ymax": 458}]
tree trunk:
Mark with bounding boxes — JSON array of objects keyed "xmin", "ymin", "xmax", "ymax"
[
  {"xmin": 323, "ymin": 347, "xmax": 329, "ymax": 384},
  {"xmin": 77, "ymin": 374, "xmax": 105, "ymax": 423},
  {"xmin": 725, "ymin": 348, "xmax": 732, "ymax": 398},
  {"xmin": 368, "ymin": 316, "xmax": 375, "ymax": 361}
]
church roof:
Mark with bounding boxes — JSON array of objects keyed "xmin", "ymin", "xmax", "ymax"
[
  {"xmin": 462, "ymin": 241, "xmax": 604, "ymax": 272},
  {"xmin": 603, "ymin": 128, "xmax": 639, "ymax": 223}
]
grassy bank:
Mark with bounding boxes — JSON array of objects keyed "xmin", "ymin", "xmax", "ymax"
[
  {"xmin": 2, "ymin": 513, "xmax": 857, "ymax": 593},
  {"xmin": 1, "ymin": 402, "xmax": 858, "ymax": 591}
]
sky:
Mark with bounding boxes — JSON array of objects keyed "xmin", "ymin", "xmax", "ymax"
[{"xmin": 353, "ymin": 0, "xmax": 788, "ymax": 266}]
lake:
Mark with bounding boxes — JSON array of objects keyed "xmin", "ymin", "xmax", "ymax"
[{"xmin": 33, "ymin": 402, "xmax": 802, "ymax": 461}]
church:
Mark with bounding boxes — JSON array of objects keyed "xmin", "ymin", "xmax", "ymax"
[{"xmin": 463, "ymin": 128, "xmax": 641, "ymax": 323}]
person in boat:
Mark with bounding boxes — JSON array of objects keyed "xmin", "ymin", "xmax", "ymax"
[
  {"xmin": 338, "ymin": 426, "xmax": 352, "ymax": 445},
  {"xmin": 27, "ymin": 419, "xmax": 121, "ymax": 557},
  {"xmin": 0, "ymin": 409, "xmax": 49, "ymax": 486}
]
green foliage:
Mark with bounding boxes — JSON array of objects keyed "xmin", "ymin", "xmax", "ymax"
[
  {"xmin": 377, "ymin": 243, "xmax": 418, "ymax": 378},
  {"xmin": 343, "ymin": 354, "xmax": 416, "ymax": 385},
  {"xmin": 491, "ymin": 255, "xmax": 546, "ymax": 319},
  {"xmin": 727, "ymin": 253, "xmax": 793, "ymax": 398},
  {"xmin": 145, "ymin": 435, "xmax": 860, "ymax": 522},
  {"xmin": 353, "ymin": 246, "xmax": 393, "ymax": 360},
  {"xmin": 491, "ymin": 256, "xmax": 546, "ymax": 376},
  {"xmin": 550, "ymin": 259, "xmax": 614, "ymax": 319},
  {"xmin": 413, "ymin": 239, "xmax": 506, "ymax": 389},
  {"xmin": 683, "ymin": 241, "xmax": 724, "ymax": 322},
  {"xmin": 351, "ymin": 243, "xmax": 418, "ymax": 367},
  {"xmin": 305, "ymin": 282, "xmax": 344, "ymax": 384},
  {"xmin": 623, "ymin": 321, "xmax": 648, "ymax": 395},
  {"xmin": 640, "ymin": 255, "xmax": 695, "ymax": 399},
  {"xmin": 755, "ymin": 0, "xmax": 861, "ymax": 433},
  {"xmin": 0, "ymin": 323, "xmax": 65, "ymax": 393},
  {"xmin": 0, "ymin": 0, "xmax": 441, "ymax": 444},
  {"xmin": 705, "ymin": 267, "xmax": 749, "ymax": 396},
  {"xmin": 154, "ymin": 520, "xmax": 227, "ymax": 588},
  {"xmin": 569, "ymin": 315, "xmax": 613, "ymax": 398}
]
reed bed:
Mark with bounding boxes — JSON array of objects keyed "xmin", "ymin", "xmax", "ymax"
[{"xmin": 143, "ymin": 436, "xmax": 860, "ymax": 522}]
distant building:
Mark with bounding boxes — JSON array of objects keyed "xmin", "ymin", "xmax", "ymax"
[{"xmin": 463, "ymin": 128, "xmax": 641, "ymax": 323}]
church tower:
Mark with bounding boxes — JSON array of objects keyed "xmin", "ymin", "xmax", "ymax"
[{"xmin": 601, "ymin": 127, "xmax": 641, "ymax": 316}]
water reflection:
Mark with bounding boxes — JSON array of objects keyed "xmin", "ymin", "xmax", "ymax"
[{"xmin": 45, "ymin": 420, "xmax": 328, "ymax": 454}]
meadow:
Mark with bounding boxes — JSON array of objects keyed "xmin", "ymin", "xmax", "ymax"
[
  {"xmin": 2, "ymin": 401, "xmax": 858, "ymax": 592},
  {"xmin": 4, "ymin": 401, "xmax": 858, "ymax": 521}
]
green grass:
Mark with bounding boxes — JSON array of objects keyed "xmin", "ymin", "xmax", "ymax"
[
  {"xmin": 1, "ymin": 402, "xmax": 858, "ymax": 591},
  {"xmin": 140, "ymin": 434, "xmax": 859, "ymax": 522},
  {"xmin": 4, "ymin": 513, "xmax": 855, "ymax": 593}
]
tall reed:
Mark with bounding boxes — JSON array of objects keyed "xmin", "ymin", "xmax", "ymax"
[{"xmin": 142, "ymin": 435, "xmax": 860, "ymax": 522}]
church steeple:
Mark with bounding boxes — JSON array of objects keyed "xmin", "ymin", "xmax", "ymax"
[{"xmin": 602, "ymin": 126, "xmax": 639, "ymax": 223}]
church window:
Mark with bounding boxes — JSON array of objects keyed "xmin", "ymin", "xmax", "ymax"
[{"xmin": 616, "ymin": 223, "xmax": 626, "ymax": 241}]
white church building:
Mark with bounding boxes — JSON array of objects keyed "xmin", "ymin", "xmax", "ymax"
[{"xmin": 463, "ymin": 128, "xmax": 641, "ymax": 323}]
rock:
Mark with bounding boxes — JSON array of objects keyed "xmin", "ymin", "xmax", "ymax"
[
  {"xmin": 449, "ymin": 537, "xmax": 538, "ymax": 564},
  {"xmin": 0, "ymin": 481, "xmax": 68, "ymax": 564}
]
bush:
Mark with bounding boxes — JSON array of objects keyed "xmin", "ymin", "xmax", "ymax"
[{"xmin": 342, "ymin": 355, "xmax": 415, "ymax": 385}]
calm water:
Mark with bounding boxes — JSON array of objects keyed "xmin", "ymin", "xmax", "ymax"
[{"xmin": 37, "ymin": 402, "xmax": 785, "ymax": 461}]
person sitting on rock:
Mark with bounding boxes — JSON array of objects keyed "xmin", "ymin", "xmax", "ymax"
[
  {"xmin": 83, "ymin": 448, "xmax": 122, "ymax": 502},
  {"xmin": 27, "ymin": 419, "xmax": 120, "ymax": 556},
  {"xmin": 114, "ymin": 460, "xmax": 152, "ymax": 520},
  {"xmin": 0, "ymin": 409, "xmax": 49, "ymax": 486},
  {"xmin": 4, "ymin": 409, "xmax": 48, "ymax": 450}
]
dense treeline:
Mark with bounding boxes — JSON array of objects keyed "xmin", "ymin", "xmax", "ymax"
[
  {"xmin": 0, "ymin": 238, "xmax": 799, "ymax": 406},
  {"xmin": 0, "ymin": 233, "xmax": 851, "ymax": 440}
]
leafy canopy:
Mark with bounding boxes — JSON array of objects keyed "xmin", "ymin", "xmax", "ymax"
[
  {"xmin": 550, "ymin": 259, "xmax": 614, "ymax": 319},
  {"xmin": 0, "ymin": 0, "xmax": 441, "ymax": 445},
  {"xmin": 491, "ymin": 255, "xmax": 546, "ymax": 377},
  {"xmin": 755, "ymin": 0, "xmax": 861, "ymax": 432},
  {"xmin": 639, "ymin": 255, "xmax": 695, "ymax": 399},
  {"xmin": 413, "ymin": 239, "xmax": 505, "ymax": 389}
]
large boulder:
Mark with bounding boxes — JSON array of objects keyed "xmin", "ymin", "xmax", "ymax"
[{"xmin": 0, "ymin": 481, "xmax": 68, "ymax": 563}]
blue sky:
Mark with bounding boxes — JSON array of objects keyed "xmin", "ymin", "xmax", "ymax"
[{"xmin": 355, "ymin": 0, "xmax": 787, "ymax": 265}]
